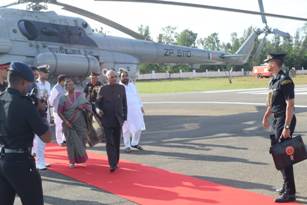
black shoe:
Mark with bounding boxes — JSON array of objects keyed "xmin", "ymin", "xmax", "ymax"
[
  {"xmin": 60, "ymin": 141, "xmax": 66, "ymax": 147},
  {"xmin": 37, "ymin": 167, "xmax": 48, "ymax": 171},
  {"xmin": 275, "ymin": 193, "xmax": 296, "ymax": 203},
  {"xmin": 124, "ymin": 147, "xmax": 132, "ymax": 153},
  {"xmin": 131, "ymin": 145, "xmax": 144, "ymax": 151},
  {"xmin": 275, "ymin": 185, "xmax": 285, "ymax": 195},
  {"xmin": 110, "ymin": 165, "xmax": 118, "ymax": 173}
]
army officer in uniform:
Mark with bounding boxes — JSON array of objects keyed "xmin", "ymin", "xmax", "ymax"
[
  {"xmin": 262, "ymin": 53, "xmax": 296, "ymax": 203},
  {"xmin": 0, "ymin": 62, "xmax": 51, "ymax": 205}
]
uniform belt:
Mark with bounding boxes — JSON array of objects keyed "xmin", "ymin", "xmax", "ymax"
[
  {"xmin": 273, "ymin": 112, "xmax": 285, "ymax": 118},
  {"xmin": 0, "ymin": 147, "xmax": 31, "ymax": 154}
]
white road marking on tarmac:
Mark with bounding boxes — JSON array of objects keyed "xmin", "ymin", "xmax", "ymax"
[
  {"xmin": 143, "ymin": 101, "xmax": 307, "ymax": 108},
  {"xmin": 199, "ymin": 86, "xmax": 307, "ymax": 95},
  {"xmin": 200, "ymin": 88, "xmax": 266, "ymax": 94},
  {"xmin": 238, "ymin": 87, "xmax": 307, "ymax": 95}
]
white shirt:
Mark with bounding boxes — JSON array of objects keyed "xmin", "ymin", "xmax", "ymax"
[
  {"xmin": 36, "ymin": 79, "xmax": 51, "ymax": 100},
  {"xmin": 49, "ymin": 83, "xmax": 65, "ymax": 112}
]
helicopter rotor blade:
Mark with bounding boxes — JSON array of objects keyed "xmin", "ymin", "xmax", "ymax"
[
  {"xmin": 272, "ymin": 28, "xmax": 290, "ymax": 38},
  {"xmin": 0, "ymin": 2, "xmax": 20, "ymax": 8},
  {"xmin": 94, "ymin": 0, "xmax": 307, "ymax": 22},
  {"xmin": 51, "ymin": 1, "xmax": 146, "ymax": 40},
  {"xmin": 257, "ymin": 0, "xmax": 267, "ymax": 25}
]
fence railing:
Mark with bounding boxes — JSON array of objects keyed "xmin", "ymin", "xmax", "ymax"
[{"xmin": 137, "ymin": 68, "xmax": 307, "ymax": 80}]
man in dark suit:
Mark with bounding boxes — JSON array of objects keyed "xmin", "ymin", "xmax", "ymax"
[{"xmin": 96, "ymin": 70, "xmax": 127, "ymax": 172}]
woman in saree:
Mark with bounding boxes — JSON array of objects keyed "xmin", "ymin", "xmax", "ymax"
[{"xmin": 58, "ymin": 78, "xmax": 92, "ymax": 168}]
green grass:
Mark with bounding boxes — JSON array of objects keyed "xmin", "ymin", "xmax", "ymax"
[{"xmin": 136, "ymin": 75, "xmax": 307, "ymax": 94}]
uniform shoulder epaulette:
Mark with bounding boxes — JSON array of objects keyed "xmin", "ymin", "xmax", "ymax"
[
  {"xmin": 281, "ymin": 70, "xmax": 294, "ymax": 78},
  {"xmin": 280, "ymin": 78, "xmax": 293, "ymax": 85}
]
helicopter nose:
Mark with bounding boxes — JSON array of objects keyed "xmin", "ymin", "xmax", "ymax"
[{"xmin": 0, "ymin": 39, "xmax": 12, "ymax": 53}]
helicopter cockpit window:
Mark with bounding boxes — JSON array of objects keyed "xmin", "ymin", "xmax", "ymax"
[
  {"xmin": 17, "ymin": 20, "xmax": 97, "ymax": 47},
  {"xmin": 18, "ymin": 20, "xmax": 38, "ymax": 40},
  {"xmin": 41, "ymin": 27, "xmax": 58, "ymax": 36}
]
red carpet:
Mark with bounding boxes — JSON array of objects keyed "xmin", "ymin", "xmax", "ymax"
[{"xmin": 45, "ymin": 144, "xmax": 299, "ymax": 205}]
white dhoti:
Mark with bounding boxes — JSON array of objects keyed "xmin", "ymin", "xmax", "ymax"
[
  {"xmin": 121, "ymin": 82, "xmax": 146, "ymax": 148},
  {"xmin": 123, "ymin": 126, "xmax": 142, "ymax": 148},
  {"xmin": 49, "ymin": 83, "xmax": 66, "ymax": 145},
  {"xmin": 54, "ymin": 112, "xmax": 65, "ymax": 144}
]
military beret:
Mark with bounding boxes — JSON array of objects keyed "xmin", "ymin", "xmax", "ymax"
[
  {"xmin": 264, "ymin": 53, "xmax": 286, "ymax": 63},
  {"xmin": 0, "ymin": 62, "xmax": 10, "ymax": 70},
  {"xmin": 9, "ymin": 62, "xmax": 35, "ymax": 82},
  {"xmin": 37, "ymin": 64, "xmax": 49, "ymax": 73},
  {"xmin": 90, "ymin": 71, "xmax": 100, "ymax": 76}
]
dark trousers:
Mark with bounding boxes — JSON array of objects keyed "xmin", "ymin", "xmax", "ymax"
[
  {"xmin": 104, "ymin": 126, "xmax": 121, "ymax": 168},
  {"xmin": 0, "ymin": 153, "xmax": 43, "ymax": 205},
  {"xmin": 272, "ymin": 114, "xmax": 296, "ymax": 195}
]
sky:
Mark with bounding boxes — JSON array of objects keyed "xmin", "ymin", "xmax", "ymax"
[{"xmin": 2, "ymin": 0, "xmax": 307, "ymax": 44}]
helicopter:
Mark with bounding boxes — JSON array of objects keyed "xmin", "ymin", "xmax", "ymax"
[{"xmin": 0, "ymin": 0, "xmax": 305, "ymax": 80}]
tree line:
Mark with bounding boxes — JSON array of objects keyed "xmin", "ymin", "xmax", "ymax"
[{"xmin": 138, "ymin": 23, "xmax": 307, "ymax": 74}]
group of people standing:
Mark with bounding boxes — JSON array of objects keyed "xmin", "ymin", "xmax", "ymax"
[
  {"xmin": 29, "ymin": 66, "xmax": 146, "ymax": 172},
  {"xmin": 0, "ymin": 62, "xmax": 147, "ymax": 204},
  {"xmin": 0, "ymin": 53, "xmax": 301, "ymax": 204},
  {"xmin": 1, "ymin": 61, "xmax": 146, "ymax": 173}
]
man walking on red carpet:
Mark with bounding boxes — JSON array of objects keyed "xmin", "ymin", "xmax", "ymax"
[
  {"xmin": 119, "ymin": 70, "xmax": 146, "ymax": 152},
  {"xmin": 96, "ymin": 70, "xmax": 127, "ymax": 172}
]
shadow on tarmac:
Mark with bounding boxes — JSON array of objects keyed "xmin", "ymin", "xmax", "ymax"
[
  {"xmin": 89, "ymin": 106, "xmax": 307, "ymax": 166},
  {"xmin": 143, "ymin": 106, "xmax": 307, "ymax": 141},
  {"xmin": 44, "ymin": 195, "xmax": 106, "ymax": 205},
  {"xmin": 41, "ymin": 171, "xmax": 96, "ymax": 189},
  {"xmin": 82, "ymin": 106, "xmax": 307, "ymax": 203},
  {"xmin": 195, "ymin": 175, "xmax": 275, "ymax": 192},
  {"xmin": 122, "ymin": 149, "xmax": 267, "ymax": 165}
]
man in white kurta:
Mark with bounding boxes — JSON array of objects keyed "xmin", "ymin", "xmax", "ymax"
[
  {"xmin": 49, "ymin": 74, "xmax": 66, "ymax": 145},
  {"xmin": 33, "ymin": 65, "xmax": 51, "ymax": 170},
  {"xmin": 119, "ymin": 70, "xmax": 145, "ymax": 152}
]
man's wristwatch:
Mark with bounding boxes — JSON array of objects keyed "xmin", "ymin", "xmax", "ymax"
[{"xmin": 284, "ymin": 125, "xmax": 290, "ymax": 129}]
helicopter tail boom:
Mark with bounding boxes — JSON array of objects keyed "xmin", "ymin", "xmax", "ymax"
[{"xmin": 222, "ymin": 30, "xmax": 259, "ymax": 65}]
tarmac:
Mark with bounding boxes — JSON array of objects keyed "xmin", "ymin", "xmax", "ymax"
[{"xmin": 14, "ymin": 86, "xmax": 307, "ymax": 205}]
